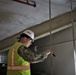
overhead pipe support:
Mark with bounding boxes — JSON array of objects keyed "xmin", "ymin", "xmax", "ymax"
[{"xmin": 13, "ymin": 0, "xmax": 36, "ymax": 7}]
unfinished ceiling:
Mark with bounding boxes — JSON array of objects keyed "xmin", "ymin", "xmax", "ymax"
[{"xmin": 0, "ymin": 0, "xmax": 76, "ymax": 51}]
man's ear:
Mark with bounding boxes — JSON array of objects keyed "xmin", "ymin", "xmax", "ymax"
[
  {"xmin": 21, "ymin": 37, "xmax": 26, "ymax": 42},
  {"xmin": 23, "ymin": 37, "xmax": 27, "ymax": 41}
]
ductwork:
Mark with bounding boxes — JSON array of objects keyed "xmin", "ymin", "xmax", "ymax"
[{"xmin": 0, "ymin": 9, "xmax": 76, "ymax": 51}]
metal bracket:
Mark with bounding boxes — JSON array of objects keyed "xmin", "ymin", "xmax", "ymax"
[{"xmin": 13, "ymin": 0, "xmax": 36, "ymax": 7}]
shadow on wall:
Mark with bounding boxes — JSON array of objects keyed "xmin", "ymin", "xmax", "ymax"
[
  {"xmin": 0, "ymin": 63, "xmax": 7, "ymax": 75},
  {"xmin": 0, "ymin": 63, "xmax": 48, "ymax": 75},
  {"xmin": 31, "ymin": 71, "xmax": 48, "ymax": 75}
]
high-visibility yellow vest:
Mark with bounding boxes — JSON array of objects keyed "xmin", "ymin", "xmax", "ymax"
[{"xmin": 7, "ymin": 42, "xmax": 31, "ymax": 75}]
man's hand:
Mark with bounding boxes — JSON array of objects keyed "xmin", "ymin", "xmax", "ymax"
[
  {"xmin": 46, "ymin": 49, "xmax": 51, "ymax": 55},
  {"xmin": 46, "ymin": 49, "xmax": 56, "ymax": 57}
]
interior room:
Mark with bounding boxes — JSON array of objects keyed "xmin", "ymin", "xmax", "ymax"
[{"xmin": 0, "ymin": 0, "xmax": 76, "ymax": 75}]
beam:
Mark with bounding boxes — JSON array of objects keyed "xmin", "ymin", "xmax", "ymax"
[{"xmin": 0, "ymin": 9, "xmax": 76, "ymax": 51}]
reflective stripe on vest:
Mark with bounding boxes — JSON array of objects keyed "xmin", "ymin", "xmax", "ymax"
[
  {"xmin": 7, "ymin": 65, "xmax": 30, "ymax": 70},
  {"xmin": 7, "ymin": 42, "xmax": 30, "ymax": 71},
  {"xmin": 11, "ymin": 48, "xmax": 15, "ymax": 66}
]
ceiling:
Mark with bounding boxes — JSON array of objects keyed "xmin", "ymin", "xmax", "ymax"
[{"xmin": 0, "ymin": 0, "xmax": 76, "ymax": 51}]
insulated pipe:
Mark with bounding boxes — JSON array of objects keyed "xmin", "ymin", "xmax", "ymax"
[{"xmin": 13, "ymin": 0, "xmax": 36, "ymax": 7}]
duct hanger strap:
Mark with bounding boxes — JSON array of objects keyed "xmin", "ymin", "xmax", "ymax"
[{"xmin": 13, "ymin": 0, "xmax": 36, "ymax": 7}]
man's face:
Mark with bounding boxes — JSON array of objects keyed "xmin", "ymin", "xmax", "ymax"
[{"xmin": 23, "ymin": 37, "xmax": 32, "ymax": 47}]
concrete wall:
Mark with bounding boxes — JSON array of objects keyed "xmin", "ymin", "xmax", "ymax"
[
  {"xmin": 0, "ymin": 51, "xmax": 8, "ymax": 63},
  {"xmin": 31, "ymin": 25, "xmax": 76, "ymax": 75},
  {"xmin": 0, "ymin": 25, "xmax": 76, "ymax": 75}
]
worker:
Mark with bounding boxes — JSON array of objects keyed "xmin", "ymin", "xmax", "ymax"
[{"xmin": 7, "ymin": 29, "xmax": 51, "ymax": 75}]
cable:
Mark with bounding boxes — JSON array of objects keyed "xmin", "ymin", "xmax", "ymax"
[
  {"xmin": 49, "ymin": 0, "xmax": 53, "ymax": 75},
  {"xmin": 70, "ymin": 0, "xmax": 76, "ymax": 74},
  {"xmin": 70, "ymin": 0, "xmax": 75, "ymax": 49}
]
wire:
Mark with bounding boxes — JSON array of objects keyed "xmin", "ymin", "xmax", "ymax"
[{"xmin": 49, "ymin": 0, "xmax": 53, "ymax": 75}]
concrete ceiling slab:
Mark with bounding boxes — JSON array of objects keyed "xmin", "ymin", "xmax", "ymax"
[{"xmin": 0, "ymin": 0, "xmax": 73, "ymax": 41}]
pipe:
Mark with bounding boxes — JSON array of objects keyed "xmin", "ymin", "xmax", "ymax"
[
  {"xmin": 70, "ymin": 0, "xmax": 76, "ymax": 74},
  {"xmin": 13, "ymin": 0, "xmax": 36, "ymax": 7}
]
